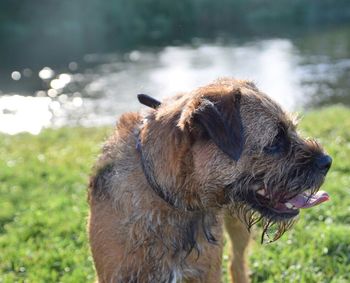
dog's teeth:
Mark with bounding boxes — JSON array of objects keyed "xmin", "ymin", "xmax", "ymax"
[{"xmin": 285, "ymin": 202, "xmax": 293, "ymax": 209}]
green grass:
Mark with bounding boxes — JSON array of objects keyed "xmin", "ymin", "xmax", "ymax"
[{"xmin": 1, "ymin": 106, "xmax": 349, "ymax": 282}]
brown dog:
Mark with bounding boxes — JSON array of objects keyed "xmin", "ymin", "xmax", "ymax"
[{"xmin": 88, "ymin": 78, "xmax": 331, "ymax": 283}]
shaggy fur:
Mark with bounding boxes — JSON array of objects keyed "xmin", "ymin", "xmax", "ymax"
[{"xmin": 88, "ymin": 78, "xmax": 331, "ymax": 283}]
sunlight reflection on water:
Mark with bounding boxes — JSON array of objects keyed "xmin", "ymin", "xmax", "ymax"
[
  {"xmin": 0, "ymin": 96, "xmax": 52, "ymax": 135},
  {"xmin": 149, "ymin": 40, "xmax": 303, "ymax": 109},
  {"xmin": 0, "ymin": 38, "xmax": 347, "ymax": 135}
]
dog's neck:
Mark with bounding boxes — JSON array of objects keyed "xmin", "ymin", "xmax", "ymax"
[
  {"xmin": 135, "ymin": 115, "xmax": 204, "ymax": 212},
  {"xmin": 135, "ymin": 117, "xmax": 186, "ymax": 210},
  {"xmin": 136, "ymin": 127, "xmax": 179, "ymax": 209},
  {"xmin": 134, "ymin": 115, "xmax": 220, "ymax": 251}
]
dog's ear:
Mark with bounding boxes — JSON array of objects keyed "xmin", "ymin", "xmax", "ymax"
[
  {"xmin": 179, "ymin": 93, "xmax": 244, "ymax": 161},
  {"xmin": 137, "ymin": 94, "xmax": 161, "ymax": 109}
]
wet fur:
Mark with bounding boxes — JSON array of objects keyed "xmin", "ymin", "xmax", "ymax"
[{"xmin": 88, "ymin": 78, "xmax": 329, "ymax": 282}]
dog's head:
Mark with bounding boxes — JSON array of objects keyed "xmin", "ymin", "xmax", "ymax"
[{"xmin": 139, "ymin": 78, "xmax": 331, "ymax": 241}]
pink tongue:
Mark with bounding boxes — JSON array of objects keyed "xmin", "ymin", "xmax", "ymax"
[{"xmin": 287, "ymin": 190, "xmax": 330, "ymax": 209}]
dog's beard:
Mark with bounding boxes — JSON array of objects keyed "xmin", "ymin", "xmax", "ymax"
[
  {"xmin": 224, "ymin": 178, "xmax": 300, "ymax": 243},
  {"xmin": 226, "ymin": 179, "xmax": 327, "ymax": 243},
  {"xmin": 224, "ymin": 165, "xmax": 328, "ymax": 243},
  {"xmin": 227, "ymin": 202, "xmax": 297, "ymax": 243}
]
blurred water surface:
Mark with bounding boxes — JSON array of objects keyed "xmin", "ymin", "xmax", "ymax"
[{"xmin": 1, "ymin": 27, "xmax": 350, "ymax": 134}]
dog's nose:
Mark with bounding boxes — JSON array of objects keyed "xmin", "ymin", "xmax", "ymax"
[{"xmin": 315, "ymin": 154, "xmax": 332, "ymax": 174}]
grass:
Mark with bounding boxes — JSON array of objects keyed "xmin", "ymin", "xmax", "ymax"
[{"xmin": 0, "ymin": 106, "xmax": 349, "ymax": 282}]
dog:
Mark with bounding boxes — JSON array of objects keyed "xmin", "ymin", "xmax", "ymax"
[{"xmin": 88, "ymin": 78, "xmax": 331, "ymax": 283}]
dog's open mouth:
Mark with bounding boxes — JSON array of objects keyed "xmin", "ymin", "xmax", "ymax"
[{"xmin": 255, "ymin": 188, "xmax": 330, "ymax": 218}]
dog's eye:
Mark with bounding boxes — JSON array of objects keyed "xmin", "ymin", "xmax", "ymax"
[{"xmin": 264, "ymin": 130, "xmax": 289, "ymax": 155}]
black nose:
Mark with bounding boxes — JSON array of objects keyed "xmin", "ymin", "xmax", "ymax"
[{"xmin": 315, "ymin": 154, "xmax": 332, "ymax": 174}]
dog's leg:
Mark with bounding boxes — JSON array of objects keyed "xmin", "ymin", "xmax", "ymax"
[{"xmin": 224, "ymin": 214, "xmax": 250, "ymax": 283}]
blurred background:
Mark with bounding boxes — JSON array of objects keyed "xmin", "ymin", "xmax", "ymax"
[
  {"xmin": 1, "ymin": 2, "xmax": 350, "ymax": 282},
  {"xmin": 1, "ymin": 0, "xmax": 350, "ymax": 134}
]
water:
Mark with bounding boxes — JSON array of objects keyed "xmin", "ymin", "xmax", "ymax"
[{"xmin": 1, "ymin": 27, "xmax": 349, "ymax": 134}]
